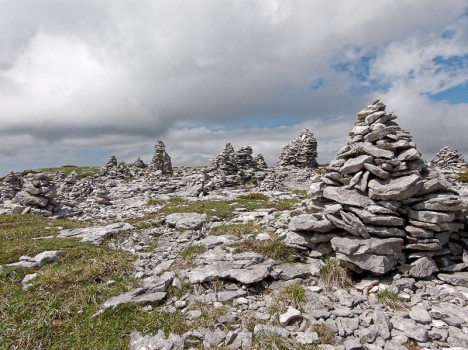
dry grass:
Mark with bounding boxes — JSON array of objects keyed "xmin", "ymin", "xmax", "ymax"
[
  {"xmin": 319, "ymin": 256, "xmax": 353, "ymax": 290},
  {"xmin": 376, "ymin": 289, "xmax": 407, "ymax": 310}
]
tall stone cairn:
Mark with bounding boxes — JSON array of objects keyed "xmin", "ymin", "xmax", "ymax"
[
  {"xmin": 277, "ymin": 129, "xmax": 318, "ymax": 168},
  {"xmin": 207, "ymin": 143, "xmax": 238, "ymax": 174},
  {"xmin": 150, "ymin": 141, "xmax": 173, "ymax": 176},
  {"xmin": 289, "ymin": 100, "xmax": 466, "ymax": 277},
  {"xmin": 0, "ymin": 171, "xmax": 23, "ymax": 201}
]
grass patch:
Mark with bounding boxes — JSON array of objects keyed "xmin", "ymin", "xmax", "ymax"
[
  {"xmin": 458, "ymin": 169, "xmax": 468, "ymax": 183},
  {"xmin": 146, "ymin": 198, "xmax": 166, "ymax": 206},
  {"xmin": 376, "ymin": 289, "xmax": 407, "ymax": 310},
  {"xmin": 313, "ymin": 324, "xmax": 336, "ymax": 345},
  {"xmin": 237, "ymin": 192, "xmax": 269, "ymax": 201},
  {"xmin": 209, "ymin": 222, "xmax": 263, "ymax": 238},
  {"xmin": 0, "ymin": 214, "xmax": 191, "ymax": 349},
  {"xmin": 292, "ymin": 189, "xmax": 308, "ymax": 198},
  {"xmin": 231, "ymin": 238, "xmax": 295, "ymax": 263},
  {"xmin": 319, "ymin": 256, "xmax": 353, "ymax": 290},
  {"xmin": 20, "ymin": 165, "xmax": 100, "ymax": 179},
  {"xmin": 279, "ymin": 284, "xmax": 306, "ymax": 309},
  {"xmin": 252, "ymin": 334, "xmax": 318, "ymax": 350}
]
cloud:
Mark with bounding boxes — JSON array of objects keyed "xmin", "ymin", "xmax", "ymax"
[{"xmin": 0, "ymin": 0, "xmax": 467, "ymax": 174}]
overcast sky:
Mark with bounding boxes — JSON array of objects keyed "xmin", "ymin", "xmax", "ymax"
[{"xmin": 1, "ymin": 0, "xmax": 467, "ymax": 175}]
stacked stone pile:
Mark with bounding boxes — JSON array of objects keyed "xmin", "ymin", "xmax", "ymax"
[
  {"xmin": 289, "ymin": 100, "xmax": 466, "ymax": 277},
  {"xmin": 431, "ymin": 146, "xmax": 467, "ymax": 170},
  {"xmin": 149, "ymin": 141, "xmax": 173, "ymax": 176},
  {"xmin": 13, "ymin": 173, "xmax": 60, "ymax": 215},
  {"xmin": 196, "ymin": 143, "xmax": 268, "ymax": 191},
  {"xmin": 277, "ymin": 129, "xmax": 319, "ymax": 169},
  {"xmin": 0, "ymin": 171, "xmax": 23, "ymax": 201},
  {"xmin": 431, "ymin": 146, "xmax": 468, "ymax": 185},
  {"xmin": 99, "ymin": 155, "xmax": 132, "ymax": 178}
]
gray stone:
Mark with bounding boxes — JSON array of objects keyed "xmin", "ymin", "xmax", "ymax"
[
  {"xmin": 331, "ymin": 237, "xmax": 403, "ymax": 256},
  {"xmin": 288, "ymin": 214, "xmax": 335, "ymax": 233},
  {"xmin": 165, "ymin": 212, "xmax": 207, "ymax": 230},
  {"xmin": 130, "ymin": 330, "xmax": 183, "ymax": 350},
  {"xmin": 412, "ymin": 194, "xmax": 463, "ymax": 212},
  {"xmin": 397, "ymin": 148, "xmax": 421, "ymax": 161},
  {"xmin": 336, "ymin": 252, "xmax": 399, "ymax": 275},
  {"xmin": 407, "ymin": 209, "xmax": 455, "ymax": 224},
  {"xmin": 58, "ymin": 222, "xmax": 134, "ymax": 244},
  {"xmin": 390, "ymin": 315, "xmax": 429, "ymax": 342},
  {"xmin": 340, "ymin": 155, "xmax": 373, "ymax": 174},
  {"xmin": 7, "ymin": 250, "xmax": 62, "ymax": 268},
  {"xmin": 409, "ymin": 306, "xmax": 432, "ymax": 324},
  {"xmin": 323, "ymin": 187, "xmax": 374, "ymax": 207},
  {"xmin": 358, "ymin": 142, "xmax": 394, "ymax": 159},
  {"xmin": 279, "ymin": 306, "xmax": 302, "ymax": 326},
  {"xmin": 437, "ymin": 272, "xmax": 468, "ymax": 287},
  {"xmin": 368, "ymin": 174, "xmax": 422, "ymax": 201},
  {"xmin": 284, "ymin": 231, "xmax": 337, "ymax": 249},
  {"xmin": 408, "ymin": 257, "xmax": 438, "ymax": 278},
  {"xmin": 296, "ymin": 331, "xmax": 320, "ymax": 345},
  {"xmin": 373, "ymin": 308, "xmax": 392, "ymax": 340},
  {"xmin": 364, "ymin": 163, "xmax": 390, "ymax": 179}
]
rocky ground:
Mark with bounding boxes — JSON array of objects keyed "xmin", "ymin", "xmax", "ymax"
[{"xmin": 1, "ymin": 101, "xmax": 467, "ymax": 350}]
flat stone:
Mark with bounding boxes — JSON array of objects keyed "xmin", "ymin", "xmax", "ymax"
[
  {"xmin": 296, "ymin": 331, "xmax": 320, "ymax": 345},
  {"xmin": 336, "ymin": 252, "xmax": 398, "ymax": 275},
  {"xmin": 323, "ymin": 186, "xmax": 374, "ymax": 207},
  {"xmin": 412, "ymin": 194, "xmax": 463, "ymax": 212},
  {"xmin": 340, "ymin": 155, "xmax": 373, "ymax": 174},
  {"xmin": 188, "ymin": 261, "xmax": 273, "ymax": 284},
  {"xmin": 437, "ymin": 272, "xmax": 468, "ymax": 287},
  {"xmin": 165, "ymin": 212, "xmax": 207, "ymax": 230},
  {"xmin": 409, "ymin": 306, "xmax": 432, "ymax": 324},
  {"xmin": 279, "ymin": 306, "xmax": 302, "ymax": 326},
  {"xmin": 397, "ymin": 148, "xmax": 421, "ymax": 161},
  {"xmin": 358, "ymin": 142, "xmax": 395, "ymax": 159},
  {"xmin": 331, "ymin": 237, "xmax": 403, "ymax": 256},
  {"xmin": 368, "ymin": 174, "xmax": 422, "ymax": 201},
  {"xmin": 131, "ymin": 292, "xmax": 167, "ymax": 304},
  {"xmin": 367, "ymin": 226, "xmax": 406, "ymax": 238},
  {"xmin": 407, "ymin": 209, "xmax": 455, "ymax": 224},
  {"xmin": 405, "ymin": 225, "xmax": 433, "ymax": 238},
  {"xmin": 391, "ymin": 315, "xmax": 429, "ymax": 342},
  {"xmin": 408, "ymin": 257, "xmax": 438, "ymax": 278},
  {"xmin": 364, "ymin": 163, "xmax": 390, "ymax": 179},
  {"xmin": 288, "ymin": 214, "xmax": 335, "ymax": 233},
  {"xmin": 58, "ymin": 222, "xmax": 134, "ymax": 244},
  {"xmin": 284, "ymin": 231, "xmax": 337, "ymax": 249}
]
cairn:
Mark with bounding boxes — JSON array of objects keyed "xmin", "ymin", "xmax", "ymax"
[
  {"xmin": 14, "ymin": 173, "xmax": 59, "ymax": 215},
  {"xmin": 288, "ymin": 100, "xmax": 466, "ymax": 277},
  {"xmin": 149, "ymin": 141, "xmax": 173, "ymax": 176},
  {"xmin": 0, "ymin": 171, "xmax": 23, "ymax": 201},
  {"xmin": 99, "ymin": 155, "xmax": 131, "ymax": 178},
  {"xmin": 277, "ymin": 129, "xmax": 318, "ymax": 169},
  {"xmin": 431, "ymin": 146, "xmax": 467, "ymax": 185}
]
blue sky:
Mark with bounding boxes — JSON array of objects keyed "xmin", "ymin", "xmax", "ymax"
[{"xmin": 0, "ymin": 0, "xmax": 467, "ymax": 175}]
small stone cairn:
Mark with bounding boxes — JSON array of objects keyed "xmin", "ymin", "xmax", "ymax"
[
  {"xmin": 99, "ymin": 155, "xmax": 131, "ymax": 178},
  {"xmin": 277, "ymin": 128, "xmax": 319, "ymax": 169},
  {"xmin": 431, "ymin": 146, "xmax": 468, "ymax": 185},
  {"xmin": 149, "ymin": 141, "xmax": 173, "ymax": 176},
  {"xmin": 289, "ymin": 100, "xmax": 466, "ymax": 277},
  {"xmin": 0, "ymin": 171, "xmax": 23, "ymax": 201},
  {"xmin": 14, "ymin": 173, "xmax": 60, "ymax": 215},
  {"xmin": 260, "ymin": 129, "xmax": 319, "ymax": 191}
]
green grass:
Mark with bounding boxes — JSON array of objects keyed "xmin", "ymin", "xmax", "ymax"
[
  {"xmin": 458, "ymin": 169, "xmax": 468, "ymax": 183},
  {"xmin": 230, "ymin": 238, "xmax": 295, "ymax": 263},
  {"xmin": 209, "ymin": 222, "xmax": 263, "ymax": 238},
  {"xmin": 175, "ymin": 245, "xmax": 207, "ymax": 269},
  {"xmin": 280, "ymin": 284, "xmax": 306, "ymax": 308},
  {"xmin": 0, "ymin": 214, "xmax": 192, "ymax": 349},
  {"xmin": 252, "ymin": 334, "xmax": 318, "ymax": 350},
  {"xmin": 237, "ymin": 192, "xmax": 269, "ymax": 201},
  {"xmin": 20, "ymin": 165, "xmax": 100, "ymax": 179},
  {"xmin": 319, "ymin": 256, "xmax": 353, "ymax": 290},
  {"xmin": 160, "ymin": 196, "xmax": 300, "ymax": 220},
  {"xmin": 292, "ymin": 189, "xmax": 308, "ymax": 198},
  {"xmin": 376, "ymin": 289, "xmax": 406, "ymax": 310}
]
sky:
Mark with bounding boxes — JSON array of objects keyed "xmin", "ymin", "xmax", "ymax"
[{"xmin": 0, "ymin": 0, "xmax": 467, "ymax": 176}]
